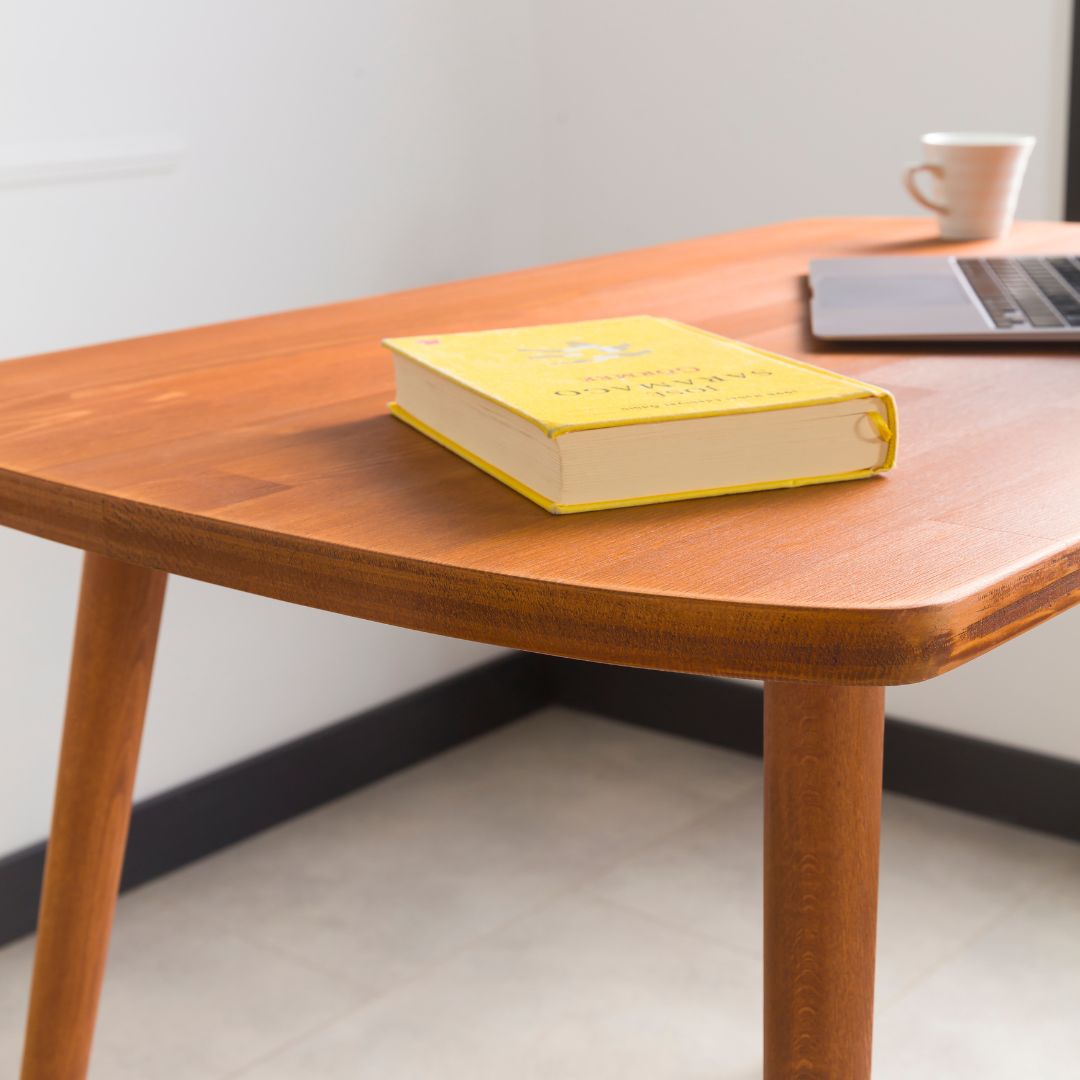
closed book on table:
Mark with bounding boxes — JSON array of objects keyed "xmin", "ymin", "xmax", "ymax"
[{"xmin": 383, "ymin": 315, "xmax": 897, "ymax": 514}]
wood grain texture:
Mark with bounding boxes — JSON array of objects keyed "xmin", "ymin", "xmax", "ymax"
[
  {"xmin": 764, "ymin": 682, "xmax": 885, "ymax": 1080},
  {"xmin": 20, "ymin": 554, "xmax": 166, "ymax": 1080},
  {"xmin": 2, "ymin": 218, "xmax": 1080, "ymax": 683}
]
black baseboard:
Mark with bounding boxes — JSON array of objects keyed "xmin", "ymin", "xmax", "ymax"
[
  {"xmin": 4, "ymin": 651, "xmax": 1077, "ymax": 949},
  {"xmin": 0, "ymin": 653, "xmax": 546, "ymax": 948},
  {"xmin": 542, "ymin": 657, "xmax": 1080, "ymax": 844},
  {"xmin": 543, "ymin": 658, "xmax": 766, "ymax": 757}
]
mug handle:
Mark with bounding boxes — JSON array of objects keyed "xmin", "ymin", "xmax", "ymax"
[{"xmin": 903, "ymin": 163, "xmax": 948, "ymax": 214}]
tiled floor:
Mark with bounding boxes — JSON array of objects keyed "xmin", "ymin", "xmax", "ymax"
[{"xmin": 2, "ymin": 707, "xmax": 1079, "ymax": 1078}]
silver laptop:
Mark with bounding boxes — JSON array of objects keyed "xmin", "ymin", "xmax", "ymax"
[{"xmin": 809, "ymin": 255, "xmax": 1080, "ymax": 341}]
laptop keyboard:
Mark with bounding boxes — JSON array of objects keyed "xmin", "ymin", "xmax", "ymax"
[{"xmin": 957, "ymin": 256, "xmax": 1080, "ymax": 329}]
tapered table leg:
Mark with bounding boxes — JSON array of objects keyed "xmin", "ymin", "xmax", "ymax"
[
  {"xmin": 20, "ymin": 553, "xmax": 166, "ymax": 1080},
  {"xmin": 763, "ymin": 682, "xmax": 885, "ymax": 1080}
]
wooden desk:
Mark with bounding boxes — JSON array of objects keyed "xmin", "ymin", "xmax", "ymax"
[{"xmin": 3, "ymin": 217, "xmax": 1079, "ymax": 1078}]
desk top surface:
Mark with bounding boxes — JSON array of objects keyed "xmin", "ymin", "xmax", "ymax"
[{"xmin": 2, "ymin": 217, "xmax": 1079, "ymax": 685}]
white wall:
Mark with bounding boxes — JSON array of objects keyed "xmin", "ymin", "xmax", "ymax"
[
  {"xmin": 2, "ymin": 0, "xmax": 1076, "ymax": 856},
  {"xmin": 523, "ymin": 0, "xmax": 1080, "ymax": 759},
  {"xmin": 528, "ymin": 0, "xmax": 1070, "ymax": 258},
  {"xmin": 0, "ymin": 0, "xmax": 543, "ymax": 855}
]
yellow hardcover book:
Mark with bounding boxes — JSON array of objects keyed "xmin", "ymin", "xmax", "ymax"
[{"xmin": 383, "ymin": 315, "xmax": 897, "ymax": 514}]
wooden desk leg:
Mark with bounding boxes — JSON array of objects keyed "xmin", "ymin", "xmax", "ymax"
[
  {"xmin": 20, "ymin": 553, "xmax": 166, "ymax": 1080},
  {"xmin": 763, "ymin": 682, "xmax": 885, "ymax": 1080}
]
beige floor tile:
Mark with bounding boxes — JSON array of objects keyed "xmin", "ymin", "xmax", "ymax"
[
  {"xmin": 454, "ymin": 707, "xmax": 762, "ymax": 807},
  {"xmin": 3, "ymin": 706, "xmax": 1077, "ymax": 1079},
  {"xmin": 234, "ymin": 892, "xmax": 763, "ymax": 1080},
  {"xmin": 583, "ymin": 782, "xmax": 763, "ymax": 957},
  {"xmin": 875, "ymin": 862, "xmax": 1080, "ymax": 1079},
  {"xmin": 584, "ymin": 786, "xmax": 1079, "ymax": 1007},
  {"xmin": 156, "ymin": 710, "xmax": 751, "ymax": 996},
  {"xmin": 874, "ymin": 793, "xmax": 1080, "ymax": 1009},
  {"xmin": 0, "ymin": 885, "xmax": 365, "ymax": 1080},
  {"xmin": 0, "ymin": 937, "xmax": 33, "ymax": 1072}
]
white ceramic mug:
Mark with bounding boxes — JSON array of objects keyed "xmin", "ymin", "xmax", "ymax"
[{"xmin": 903, "ymin": 132, "xmax": 1035, "ymax": 240}]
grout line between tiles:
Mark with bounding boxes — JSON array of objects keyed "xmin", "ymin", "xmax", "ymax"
[
  {"xmin": 176, "ymin": 727, "xmax": 763, "ymax": 1002},
  {"xmin": 875, "ymin": 850, "xmax": 1079, "ymax": 1017},
  {"xmin": 216, "ymin": 873, "xmax": 588, "ymax": 1080},
  {"xmin": 213, "ymin": 997, "xmax": 376, "ymax": 1080},
  {"xmin": 212, "ymin": 781, "xmax": 763, "ymax": 1076},
  {"xmin": 583, "ymin": 888, "xmax": 763, "ymax": 962}
]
